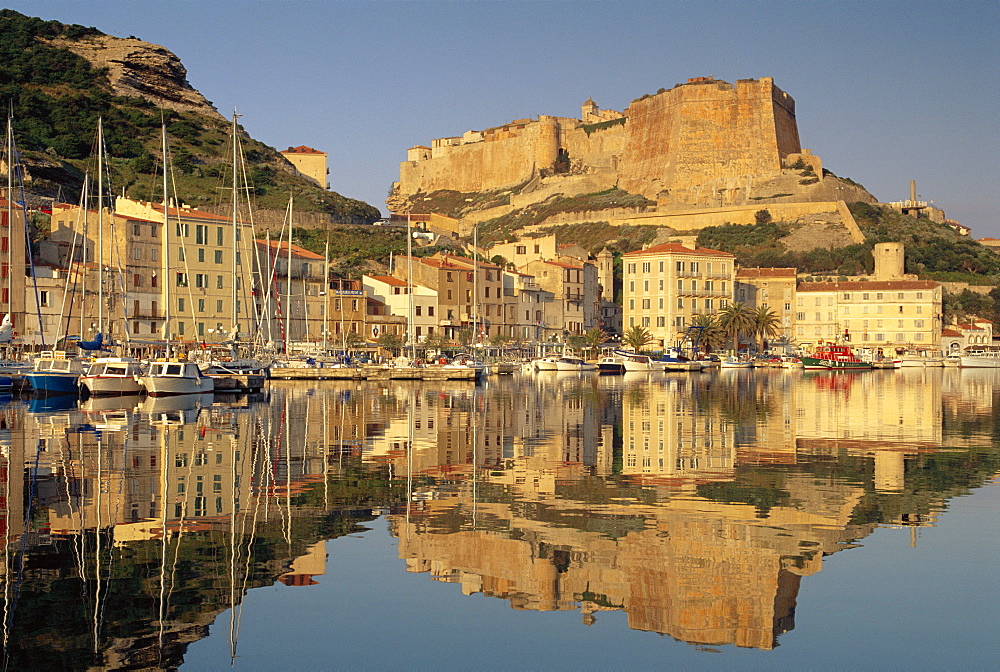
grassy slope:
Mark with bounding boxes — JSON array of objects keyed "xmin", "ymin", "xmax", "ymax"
[{"xmin": 0, "ymin": 9, "xmax": 378, "ymax": 222}]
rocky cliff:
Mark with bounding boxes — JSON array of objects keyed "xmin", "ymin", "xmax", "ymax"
[{"xmin": 48, "ymin": 34, "xmax": 225, "ymax": 121}]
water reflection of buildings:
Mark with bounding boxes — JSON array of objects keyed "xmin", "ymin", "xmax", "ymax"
[
  {"xmin": 0, "ymin": 367, "xmax": 995, "ymax": 662},
  {"xmin": 0, "ymin": 392, "xmax": 356, "ymax": 668},
  {"xmin": 377, "ymin": 370, "xmax": 989, "ymax": 650}
]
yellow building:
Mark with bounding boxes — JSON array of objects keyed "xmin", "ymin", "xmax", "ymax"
[
  {"xmin": 280, "ymin": 145, "xmax": 329, "ymax": 189},
  {"xmin": 795, "ymin": 280, "xmax": 942, "ymax": 352},
  {"xmin": 622, "ymin": 242, "xmax": 735, "ymax": 347},
  {"xmin": 50, "ymin": 197, "xmax": 257, "ymax": 345},
  {"xmin": 735, "ymin": 267, "xmax": 798, "ymax": 347}
]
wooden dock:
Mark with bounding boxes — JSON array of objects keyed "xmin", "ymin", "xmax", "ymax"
[
  {"xmin": 268, "ymin": 365, "xmax": 479, "ymax": 382},
  {"xmin": 207, "ymin": 373, "xmax": 267, "ymax": 391}
]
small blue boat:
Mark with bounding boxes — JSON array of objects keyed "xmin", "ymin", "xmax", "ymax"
[{"xmin": 24, "ymin": 351, "xmax": 85, "ymax": 395}]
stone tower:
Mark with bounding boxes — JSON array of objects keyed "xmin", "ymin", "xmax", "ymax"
[
  {"xmin": 596, "ymin": 248, "xmax": 615, "ymax": 302},
  {"xmin": 874, "ymin": 242, "xmax": 905, "ymax": 280}
]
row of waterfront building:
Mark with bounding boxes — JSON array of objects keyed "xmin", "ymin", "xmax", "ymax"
[{"xmin": 0, "ymin": 195, "xmax": 981, "ymax": 354}]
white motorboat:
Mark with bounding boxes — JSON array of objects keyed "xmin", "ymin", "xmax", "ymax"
[
  {"xmin": 140, "ymin": 359, "xmax": 215, "ymax": 396},
  {"xmin": 597, "ymin": 354, "xmax": 628, "ymax": 373},
  {"xmin": 959, "ymin": 350, "xmax": 1000, "ymax": 368},
  {"xmin": 618, "ymin": 352, "xmax": 660, "ymax": 372},
  {"xmin": 532, "ymin": 356, "xmax": 561, "ymax": 371},
  {"xmin": 720, "ymin": 356, "xmax": 754, "ymax": 369},
  {"xmin": 554, "ymin": 355, "xmax": 596, "ymax": 371},
  {"xmin": 80, "ymin": 357, "xmax": 145, "ymax": 396}
]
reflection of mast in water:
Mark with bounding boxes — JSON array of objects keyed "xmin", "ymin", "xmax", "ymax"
[{"xmin": 1, "ymin": 410, "xmax": 12, "ymax": 655}]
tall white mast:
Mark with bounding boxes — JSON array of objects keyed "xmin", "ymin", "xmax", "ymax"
[
  {"xmin": 97, "ymin": 117, "xmax": 104, "ymax": 338},
  {"xmin": 406, "ymin": 211, "xmax": 413, "ymax": 358},
  {"xmin": 5, "ymin": 117, "xmax": 12, "ymax": 328},
  {"xmin": 322, "ymin": 238, "xmax": 329, "ymax": 352},
  {"xmin": 80, "ymin": 174, "xmax": 89, "ymax": 340},
  {"xmin": 285, "ymin": 194, "xmax": 293, "ymax": 350},
  {"xmin": 231, "ymin": 111, "xmax": 240, "ymax": 339},
  {"xmin": 161, "ymin": 123, "xmax": 171, "ymax": 354}
]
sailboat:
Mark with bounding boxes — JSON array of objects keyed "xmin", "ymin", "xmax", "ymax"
[
  {"xmin": 140, "ymin": 123, "xmax": 214, "ymax": 397},
  {"xmin": 188, "ymin": 112, "xmax": 270, "ymax": 378}
]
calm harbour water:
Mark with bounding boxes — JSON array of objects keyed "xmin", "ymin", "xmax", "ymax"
[{"xmin": 1, "ymin": 367, "xmax": 997, "ymax": 670}]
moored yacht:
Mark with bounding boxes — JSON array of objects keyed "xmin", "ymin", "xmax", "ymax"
[
  {"xmin": 80, "ymin": 357, "xmax": 145, "ymax": 396},
  {"xmin": 140, "ymin": 359, "xmax": 215, "ymax": 396},
  {"xmin": 555, "ymin": 355, "xmax": 596, "ymax": 371}
]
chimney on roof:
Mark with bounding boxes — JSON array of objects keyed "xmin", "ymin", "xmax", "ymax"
[{"xmin": 681, "ymin": 239, "xmax": 697, "ymax": 250}]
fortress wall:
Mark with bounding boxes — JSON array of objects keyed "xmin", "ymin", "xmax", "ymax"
[
  {"xmin": 562, "ymin": 123, "xmax": 628, "ymax": 172},
  {"xmin": 618, "ymin": 78, "xmax": 796, "ymax": 200},
  {"xmin": 399, "ymin": 121, "xmax": 562, "ymax": 196}
]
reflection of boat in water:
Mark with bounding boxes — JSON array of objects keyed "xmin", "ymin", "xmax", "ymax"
[
  {"xmin": 27, "ymin": 394, "xmax": 78, "ymax": 413},
  {"xmin": 80, "ymin": 393, "xmax": 144, "ymax": 413},
  {"xmin": 139, "ymin": 392, "xmax": 213, "ymax": 423}
]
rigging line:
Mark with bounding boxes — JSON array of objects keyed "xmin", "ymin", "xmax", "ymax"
[
  {"xmin": 8, "ymin": 133, "xmax": 46, "ymax": 348},
  {"xmin": 167, "ymin": 160, "xmax": 201, "ymax": 343},
  {"xmin": 235, "ymin": 135, "xmax": 267, "ymax": 349},
  {"xmin": 7, "ymin": 438, "xmax": 44, "ymax": 644},
  {"xmin": 156, "ymin": 418, "xmax": 169, "ymax": 660},
  {"xmin": 57, "ymin": 177, "xmax": 88, "ymax": 344}
]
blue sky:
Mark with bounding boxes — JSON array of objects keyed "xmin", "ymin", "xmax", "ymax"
[{"xmin": 7, "ymin": 1, "xmax": 999, "ymax": 234}]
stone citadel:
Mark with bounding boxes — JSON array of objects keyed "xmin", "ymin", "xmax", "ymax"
[{"xmin": 391, "ymin": 76, "xmax": 875, "ymax": 232}]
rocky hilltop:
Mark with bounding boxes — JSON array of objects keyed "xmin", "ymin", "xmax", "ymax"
[
  {"xmin": 0, "ymin": 9, "xmax": 378, "ymax": 225},
  {"xmin": 48, "ymin": 34, "xmax": 225, "ymax": 122}
]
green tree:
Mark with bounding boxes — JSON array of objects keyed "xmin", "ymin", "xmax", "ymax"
[
  {"xmin": 622, "ymin": 325, "xmax": 654, "ymax": 353},
  {"xmin": 752, "ymin": 304, "xmax": 782, "ymax": 352},
  {"xmin": 689, "ymin": 314, "xmax": 725, "ymax": 354},
  {"xmin": 716, "ymin": 301, "xmax": 755, "ymax": 353},
  {"xmin": 376, "ymin": 332, "xmax": 403, "ymax": 356},
  {"xmin": 580, "ymin": 327, "xmax": 608, "ymax": 360}
]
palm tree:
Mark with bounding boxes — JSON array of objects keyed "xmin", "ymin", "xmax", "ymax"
[
  {"xmin": 580, "ymin": 327, "xmax": 608, "ymax": 360},
  {"xmin": 689, "ymin": 314, "xmax": 724, "ymax": 354},
  {"xmin": 716, "ymin": 301, "xmax": 755, "ymax": 354},
  {"xmin": 622, "ymin": 325, "xmax": 654, "ymax": 353},
  {"xmin": 752, "ymin": 304, "xmax": 782, "ymax": 352}
]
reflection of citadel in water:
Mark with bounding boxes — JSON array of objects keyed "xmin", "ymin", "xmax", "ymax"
[
  {"xmin": 0, "ymin": 368, "xmax": 998, "ymax": 665},
  {"xmin": 381, "ymin": 369, "xmax": 998, "ymax": 649}
]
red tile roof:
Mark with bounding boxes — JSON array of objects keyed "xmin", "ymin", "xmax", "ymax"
[
  {"xmin": 941, "ymin": 328, "xmax": 962, "ymax": 336},
  {"xmin": 282, "ymin": 145, "xmax": 325, "ymax": 154},
  {"xmin": 623, "ymin": 243, "xmax": 734, "ymax": 258},
  {"xmin": 368, "ymin": 275, "xmax": 408, "ymax": 287}
]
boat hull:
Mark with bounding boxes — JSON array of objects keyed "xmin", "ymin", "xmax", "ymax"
[
  {"xmin": 25, "ymin": 372, "xmax": 80, "ymax": 394},
  {"xmin": 81, "ymin": 375, "xmax": 145, "ymax": 396},
  {"xmin": 140, "ymin": 375, "xmax": 215, "ymax": 396},
  {"xmin": 801, "ymin": 356, "xmax": 871, "ymax": 370},
  {"xmin": 960, "ymin": 355, "xmax": 1000, "ymax": 368}
]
